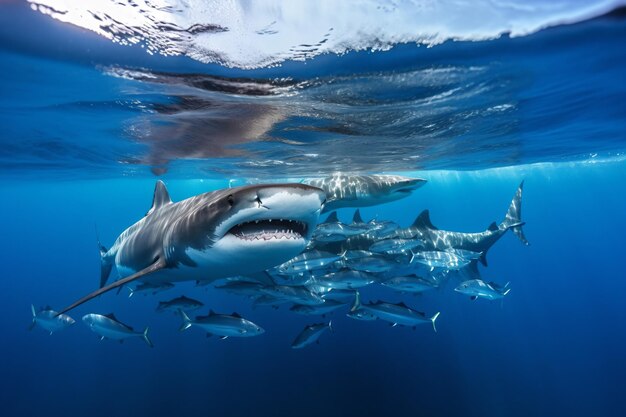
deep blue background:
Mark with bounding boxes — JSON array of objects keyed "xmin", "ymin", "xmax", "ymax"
[
  {"xmin": 1, "ymin": 2, "xmax": 625, "ymax": 416},
  {"xmin": 1, "ymin": 162, "xmax": 625, "ymax": 417}
]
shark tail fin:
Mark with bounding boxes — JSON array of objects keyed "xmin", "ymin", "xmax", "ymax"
[
  {"xmin": 350, "ymin": 290, "xmax": 361, "ymax": 312},
  {"xmin": 28, "ymin": 304, "xmax": 37, "ymax": 331},
  {"xmin": 328, "ymin": 320, "xmax": 333, "ymax": 333},
  {"xmin": 179, "ymin": 311, "xmax": 192, "ymax": 332},
  {"xmin": 127, "ymin": 287, "xmax": 134, "ymax": 298},
  {"xmin": 503, "ymin": 288, "xmax": 511, "ymax": 296},
  {"xmin": 431, "ymin": 312, "xmax": 441, "ymax": 333},
  {"xmin": 499, "ymin": 181, "xmax": 529, "ymax": 246},
  {"xmin": 96, "ymin": 225, "xmax": 114, "ymax": 288},
  {"xmin": 142, "ymin": 327, "xmax": 154, "ymax": 348}
]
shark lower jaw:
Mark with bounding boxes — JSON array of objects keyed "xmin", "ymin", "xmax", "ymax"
[{"xmin": 226, "ymin": 219, "xmax": 308, "ymax": 242}]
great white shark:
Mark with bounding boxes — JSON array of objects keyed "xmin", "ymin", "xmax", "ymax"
[{"xmin": 57, "ymin": 181, "xmax": 326, "ymax": 315}]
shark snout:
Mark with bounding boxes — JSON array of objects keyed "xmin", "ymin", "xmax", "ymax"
[
  {"xmin": 394, "ymin": 178, "xmax": 427, "ymax": 193},
  {"xmin": 256, "ymin": 184, "xmax": 326, "ymax": 214}
]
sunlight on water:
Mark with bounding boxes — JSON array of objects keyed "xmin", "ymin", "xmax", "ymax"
[{"xmin": 28, "ymin": 0, "xmax": 621, "ymax": 68}]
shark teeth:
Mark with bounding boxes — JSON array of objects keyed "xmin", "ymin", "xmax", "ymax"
[{"xmin": 228, "ymin": 219, "xmax": 307, "ymax": 241}]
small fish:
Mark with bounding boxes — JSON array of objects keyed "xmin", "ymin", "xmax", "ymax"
[
  {"xmin": 369, "ymin": 239, "xmax": 424, "ymax": 254},
  {"xmin": 277, "ymin": 250, "xmax": 343, "ymax": 274},
  {"xmin": 308, "ymin": 286, "xmax": 357, "ymax": 302},
  {"xmin": 127, "ymin": 282, "xmax": 174, "ymax": 298},
  {"xmin": 214, "ymin": 281, "xmax": 266, "ymax": 297},
  {"xmin": 312, "ymin": 233, "xmax": 349, "ymax": 243},
  {"xmin": 346, "ymin": 309, "xmax": 378, "ymax": 321},
  {"xmin": 446, "ymin": 249, "xmax": 483, "ymax": 261},
  {"xmin": 367, "ymin": 219, "xmax": 400, "ymax": 239},
  {"xmin": 156, "ymin": 295, "xmax": 204, "ymax": 314},
  {"xmin": 346, "ymin": 254, "xmax": 397, "ymax": 273},
  {"xmin": 180, "ymin": 310, "xmax": 264, "ymax": 338},
  {"xmin": 270, "ymin": 271, "xmax": 315, "ymax": 287},
  {"xmin": 410, "ymin": 250, "xmax": 472, "ymax": 270},
  {"xmin": 291, "ymin": 321, "xmax": 333, "ymax": 349},
  {"xmin": 82, "ymin": 313, "xmax": 153, "ymax": 347},
  {"xmin": 260, "ymin": 285, "xmax": 324, "ymax": 306},
  {"xmin": 313, "ymin": 269, "xmax": 376, "ymax": 290},
  {"xmin": 380, "ymin": 275, "xmax": 438, "ymax": 293},
  {"xmin": 29, "ymin": 305, "xmax": 75, "ymax": 334},
  {"xmin": 290, "ymin": 300, "xmax": 347, "ymax": 316},
  {"xmin": 350, "ymin": 291, "xmax": 440, "ymax": 331},
  {"xmin": 313, "ymin": 212, "xmax": 366, "ymax": 240},
  {"xmin": 455, "ymin": 279, "xmax": 511, "ymax": 301},
  {"xmin": 252, "ymin": 295, "xmax": 289, "ymax": 309}
]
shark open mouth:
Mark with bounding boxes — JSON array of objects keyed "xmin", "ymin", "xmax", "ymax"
[{"xmin": 228, "ymin": 219, "xmax": 308, "ymax": 241}]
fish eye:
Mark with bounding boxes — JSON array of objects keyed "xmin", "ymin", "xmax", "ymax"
[{"xmin": 227, "ymin": 194, "xmax": 234, "ymax": 206}]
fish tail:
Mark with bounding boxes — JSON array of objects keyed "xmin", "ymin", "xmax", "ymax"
[
  {"xmin": 28, "ymin": 304, "xmax": 36, "ymax": 331},
  {"xmin": 499, "ymin": 181, "xmax": 529, "ymax": 246},
  {"xmin": 430, "ymin": 312, "xmax": 441, "ymax": 333},
  {"xmin": 179, "ymin": 311, "xmax": 192, "ymax": 332},
  {"xmin": 503, "ymin": 288, "xmax": 511, "ymax": 296},
  {"xmin": 127, "ymin": 287, "xmax": 134, "ymax": 298},
  {"xmin": 142, "ymin": 327, "xmax": 154, "ymax": 348},
  {"xmin": 350, "ymin": 290, "xmax": 361, "ymax": 312}
]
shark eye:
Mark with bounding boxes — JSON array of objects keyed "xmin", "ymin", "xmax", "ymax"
[{"xmin": 227, "ymin": 194, "xmax": 234, "ymax": 206}]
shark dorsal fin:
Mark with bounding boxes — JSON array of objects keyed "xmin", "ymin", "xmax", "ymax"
[
  {"xmin": 148, "ymin": 181, "xmax": 172, "ymax": 215},
  {"xmin": 209, "ymin": 309, "xmax": 216, "ymax": 316},
  {"xmin": 412, "ymin": 210, "xmax": 437, "ymax": 230},
  {"xmin": 353, "ymin": 210, "xmax": 364, "ymax": 224},
  {"xmin": 398, "ymin": 301, "xmax": 409, "ymax": 308},
  {"xmin": 324, "ymin": 212, "xmax": 339, "ymax": 223},
  {"xmin": 43, "ymin": 305, "xmax": 53, "ymax": 311},
  {"xmin": 232, "ymin": 312, "xmax": 242, "ymax": 318},
  {"xmin": 487, "ymin": 222, "xmax": 498, "ymax": 231}
]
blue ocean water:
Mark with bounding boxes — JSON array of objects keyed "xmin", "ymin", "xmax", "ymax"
[{"xmin": 1, "ymin": 1, "xmax": 626, "ymax": 417}]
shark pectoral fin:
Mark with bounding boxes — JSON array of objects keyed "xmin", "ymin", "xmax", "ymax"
[
  {"xmin": 100, "ymin": 336, "xmax": 105, "ymax": 341},
  {"xmin": 56, "ymin": 257, "xmax": 167, "ymax": 317},
  {"xmin": 470, "ymin": 296, "xmax": 477, "ymax": 301},
  {"xmin": 220, "ymin": 336, "xmax": 229, "ymax": 340}
]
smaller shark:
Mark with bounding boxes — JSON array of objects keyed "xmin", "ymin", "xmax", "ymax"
[
  {"xmin": 395, "ymin": 181, "xmax": 528, "ymax": 266},
  {"xmin": 304, "ymin": 174, "xmax": 426, "ymax": 212},
  {"xmin": 29, "ymin": 305, "xmax": 75, "ymax": 334},
  {"xmin": 291, "ymin": 321, "xmax": 333, "ymax": 349},
  {"xmin": 82, "ymin": 313, "xmax": 153, "ymax": 347}
]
